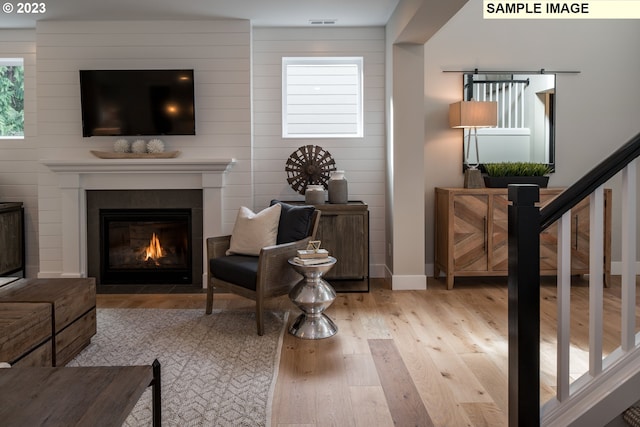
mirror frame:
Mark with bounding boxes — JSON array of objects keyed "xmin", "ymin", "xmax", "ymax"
[{"xmin": 461, "ymin": 72, "xmax": 556, "ymax": 173}]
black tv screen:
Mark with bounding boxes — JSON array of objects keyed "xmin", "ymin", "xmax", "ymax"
[{"xmin": 79, "ymin": 69, "xmax": 195, "ymax": 137}]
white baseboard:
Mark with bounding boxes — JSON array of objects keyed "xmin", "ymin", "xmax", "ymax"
[
  {"xmin": 610, "ymin": 261, "xmax": 640, "ymax": 275},
  {"xmin": 390, "ymin": 274, "xmax": 427, "ymax": 290},
  {"xmin": 426, "ymin": 262, "xmax": 640, "ymax": 278},
  {"xmin": 37, "ymin": 271, "xmax": 63, "ymax": 279},
  {"xmin": 37, "ymin": 272, "xmax": 86, "ymax": 279},
  {"xmin": 60, "ymin": 273, "xmax": 84, "ymax": 279}
]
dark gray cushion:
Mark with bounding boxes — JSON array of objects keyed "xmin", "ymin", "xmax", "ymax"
[
  {"xmin": 210, "ymin": 255, "xmax": 259, "ymax": 291},
  {"xmin": 270, "ymin": 200, "xmax": 315, "ymax": 244}
]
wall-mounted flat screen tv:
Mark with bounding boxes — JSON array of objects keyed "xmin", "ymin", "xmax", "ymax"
[{"xmin": 79, "ymin": 69, "xmax": 196, "ymax": 137}]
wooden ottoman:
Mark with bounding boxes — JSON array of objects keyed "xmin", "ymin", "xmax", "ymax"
[
  {"xmin": 0, "ymin": 278, "xmax": 96, "ymax": 366},
  {"xmin": 0, "ymin": 302, "xmax": 53, "ymax": 367}
]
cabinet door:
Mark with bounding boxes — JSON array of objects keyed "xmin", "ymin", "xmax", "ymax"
[
  {"xmin": 541, "ymin": 197, "xmax": 590, "ymax": 273},
  {"xmin": 316, "ymin": 212, "xmax": 365, "ymax": 280},
  {"xmin": 453, "ymin": 194, "xmax": 489, "ymax": 272},
  {"xmin": 490, "ymin": 194, "xmax": 509, "ymax": 271},
  {"xmin": 539, "ymin": 193, "xmax": 561, "ymax": 272},
  {"xmin": 0, "ymin": 208, "xmax": 23, "ymax": 275}
]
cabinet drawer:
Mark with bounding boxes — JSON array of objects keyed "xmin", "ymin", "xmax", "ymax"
[
  {"xmin": 0, "ymin": 204, "xmax": 24, "ymax": 275},
  {"xmin": 56, "ymin": 308, "xmax": 96, "ymax": 366},
  {"xmin": 0, "ymin": 302, "xmax": 51, "ymax": 364},
  {"xmin": 13, "ymin": 339, "xmax": 53, "ymax": 367}
]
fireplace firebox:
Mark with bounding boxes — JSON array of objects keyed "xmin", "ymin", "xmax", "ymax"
[{"xmin": 100, "ymin": 209, "xmax": 192, "ymax": 284}]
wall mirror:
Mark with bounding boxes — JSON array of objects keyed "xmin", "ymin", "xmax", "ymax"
[{"xmin": 462, "ymin": 72, "xmax": 556, "ymax": 170}]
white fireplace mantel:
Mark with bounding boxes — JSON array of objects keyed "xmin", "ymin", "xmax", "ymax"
[{"xmin": 41, "ymin": 157, "xmax": 236, "ymax": 281}]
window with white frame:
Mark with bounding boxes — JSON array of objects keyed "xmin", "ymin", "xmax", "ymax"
[
  {"xmin": 282, "ymin": 57, "xmax": 363, "ymax": 138},
  {"xmin": 0, "ymin": 58, "xmax": 24, "ymax": 138}
]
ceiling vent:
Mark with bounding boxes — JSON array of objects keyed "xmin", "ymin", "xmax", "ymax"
[{"xmin": 309, "ymin": 19, "xmax": 337, "ymax": 25}]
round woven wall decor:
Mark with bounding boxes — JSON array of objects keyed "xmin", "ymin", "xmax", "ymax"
[{"xmin": 285, "ymin": 145, "xmax": 337, "ymax": 195}]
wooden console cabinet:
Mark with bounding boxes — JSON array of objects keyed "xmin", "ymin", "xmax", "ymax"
[
  {"xmin": 287, "ymin": 201, "xmax": 369, "ymax": 292},
  {"xmin": 434, "ymin": 187, "xmax": 611, "ymax": 289}
]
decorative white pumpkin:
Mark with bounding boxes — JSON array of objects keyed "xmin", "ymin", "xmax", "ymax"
[
  {"xmin": 147, "ymin": 139, "xmax": 165, "ymax": 154},
  {"xmin": 113, "ymin": 139, "xmax": 130, "ymax": 153},
  {"xmin": 131, "ymin": 139, "xmax": 147, "ymax": 154}
]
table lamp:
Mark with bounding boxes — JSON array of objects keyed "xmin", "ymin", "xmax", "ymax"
[{"xmin": 449, "ymin": 100, "xmax": 498, "ymax": 188}]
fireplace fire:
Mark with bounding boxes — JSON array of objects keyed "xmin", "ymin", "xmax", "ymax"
[
  {"xmin": 100, "ymin": 209, "xmax": 192, "ymax": 284},
  {"xmin": 144, "ymin": 233, "xmax": 165, "ymax": 263}
]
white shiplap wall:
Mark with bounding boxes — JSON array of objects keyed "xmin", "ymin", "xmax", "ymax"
[
  {"xmin": 252, "ymin": 27, "xmax": 386, "ymax": 277},
  {"xmin": 0, "ymin": 29, "xmax": 38, "ymax": 277},
  {"xmin": 35, "ymin": 20, "xmax": 252, "ymax": 277}
]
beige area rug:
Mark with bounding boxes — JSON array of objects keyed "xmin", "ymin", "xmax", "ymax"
[{"xmin": 68, "ymin": 308, "xmax": 287, "ymax": 426}]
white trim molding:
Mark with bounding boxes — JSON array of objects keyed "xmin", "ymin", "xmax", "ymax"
[
  {"xmin": 40, "ymin": 157, "xmax": 235, "ymax": 283},
  {"xmin": 391, "ymin": 274, "xmax": 427, "ymax": 290},
  {"xmin": 611, "ymin": 261, "xmax": 640, "ymax": 276}
]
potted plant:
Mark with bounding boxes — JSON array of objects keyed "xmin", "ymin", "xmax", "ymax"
[{"xmin": 483, "ymin": 162, "xmax": 553, "ymax": 188}]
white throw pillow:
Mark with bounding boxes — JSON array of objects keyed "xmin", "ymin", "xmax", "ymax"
[{"xmin": 226, "ymin": 204, "xmax": 282, "ymax": 256}]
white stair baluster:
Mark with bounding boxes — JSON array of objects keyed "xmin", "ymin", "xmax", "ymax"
[
  {"xmin": 622, "ymin": 161, "xmax": 637, "ymax": 351},
  {"xmin": 557, "ymin": 211, "xmax": 572, "ymax": 401},
  {"xmin": 589, "ymin": 186, "xmax": 604, "ymax": 376}
]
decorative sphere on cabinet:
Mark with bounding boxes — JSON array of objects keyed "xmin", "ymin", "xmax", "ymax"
[
  {"xmin": 131, "ymin": 139, "xmax": 147, "ymax": 154},
  {"xmin": 113, "ymin": 139, "xmax": 130, "ymax": 153},
  {"xmin": 147, "ymin": 139, "xmax": 165, "ymax": 153}
]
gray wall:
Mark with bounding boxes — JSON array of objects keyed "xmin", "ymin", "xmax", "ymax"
[{"xmin": 424, "ymin": 0, "xmax": 640, "ymax": 273}]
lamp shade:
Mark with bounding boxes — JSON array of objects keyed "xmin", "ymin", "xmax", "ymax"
[{"xmin": 449, "ymin": 101, "xmax": 498, "ymax": 128}]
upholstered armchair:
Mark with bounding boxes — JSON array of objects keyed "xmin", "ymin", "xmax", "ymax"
[{"xmin": 205, "ymin": 201, "xmax": 320, "ymax": 335}]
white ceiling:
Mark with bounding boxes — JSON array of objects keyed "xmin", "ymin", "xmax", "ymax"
[{"xmin": 0, "ymin": 0, "xmax": 400, "ymax": 29}]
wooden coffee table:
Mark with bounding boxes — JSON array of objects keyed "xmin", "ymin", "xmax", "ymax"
[{"xmin": 0, "ymin": 359, "xmax": 161, "ymax": 426}]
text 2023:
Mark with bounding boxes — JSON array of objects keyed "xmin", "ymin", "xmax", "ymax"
[{"xmin": 17, "ymin": 2, "xmax": 46, "ymax": 13}]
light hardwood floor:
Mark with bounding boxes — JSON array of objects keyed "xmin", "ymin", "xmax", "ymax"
[{"xmin": 96, "ymin": 275, "xmax": 640, "ymax": 427}]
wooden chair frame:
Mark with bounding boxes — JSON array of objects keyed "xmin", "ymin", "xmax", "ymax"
[{"xmin": 205, "ymin": 210, "xmax": 320, "ymax": 335}]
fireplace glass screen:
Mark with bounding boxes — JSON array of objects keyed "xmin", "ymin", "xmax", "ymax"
[{"xmin": 100, "ymin": 209, "xmax": 192, "ymax": 284}]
